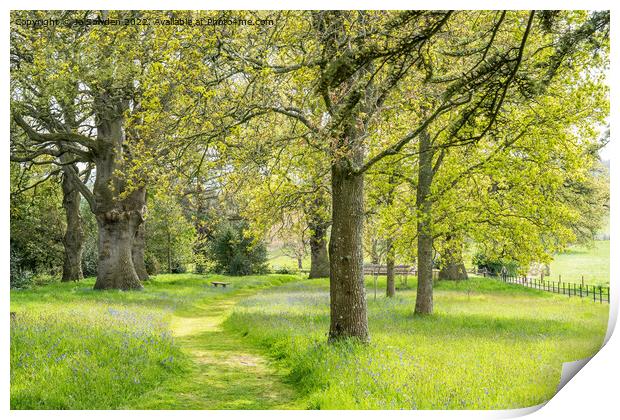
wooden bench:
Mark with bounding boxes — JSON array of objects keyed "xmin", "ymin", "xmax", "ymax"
[
  {"xmin": 211, "ymin": 281, "xmax": 230, "ymax": 288},
  {"xmin": 363, "ymin": 264, "xmax": 416, "ymax": 276}
]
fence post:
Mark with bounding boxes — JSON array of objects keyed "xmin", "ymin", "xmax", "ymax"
[
  {"xmin": 593, "ymin": 286, "xmax": 596, "ymax": 302},
  {"xmin": 599, "ymin": 286, "xmax": 602, "ymax": 304},
  {"xmin": 582, "ymin": 276, "xmax": 586, "ymax": 296}
]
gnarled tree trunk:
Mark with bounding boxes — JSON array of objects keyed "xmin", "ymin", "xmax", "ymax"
[
  {"xmin": 95, "ymin": 209, "xmax": 143, "ymax": 290},
  {"xmin": 61, "ymin": 168, "xmax": 84, "ymax": 282},
  {"xmin": 91, "ymin": 94, "xmax": 145, "ymax": 290},
  {"xmin": 415, "ymin": 130, "xmax": 434, "ymax": 315},
  {"xmin": 309, "ymin": 222, "xmax": 330, "ymax": 278},
  {"xmin": 328, "ymin": 156, "xmax": 369, "ymax": 342}
]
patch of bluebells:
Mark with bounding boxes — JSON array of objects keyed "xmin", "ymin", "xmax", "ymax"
[{"xmin": 10, "ymin": 305, "xmax": 184, "ymax": 409}]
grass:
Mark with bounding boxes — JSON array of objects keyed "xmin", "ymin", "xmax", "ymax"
[
  {"xmin": 224, "ymin": 275, "xmax": 609, "ymax": 409},
  {"xmin": 10, "ymin": 273, "xmax": 300, "ymax": 409},
  {"xmin": 549, "ymin": 240, "xmax": 609, "ymax": 286},
  {"xmin": 267, "ymin": 248, "xmax": 310, "ymax": 271},
  {"xmin": 11, "ymin": 272, "xmax": 609, "ymax": 410}
]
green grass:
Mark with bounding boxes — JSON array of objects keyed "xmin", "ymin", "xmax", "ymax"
[
  {"xmin": 549, "ymin": 240, "xmax": 609, "ymax": 285},
  {"xmin": 10, "ymin": 273, "xmax": 300, "ymax": 409},
  {"xmin": 267, "ymin": 248, "xmax": 310, "ymax": 271},
  {"xmin": 224, "ymin": 275, "xmax": 609, "ymax": 409},
  {"xmin": 11, "ymin": 272, "xmax": 609, "ymax": 410}
]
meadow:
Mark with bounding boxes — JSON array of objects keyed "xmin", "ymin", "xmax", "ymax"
[
  {"xmin": 10, "ymin": 273, "xmax": 609, "ymax": 410},
  {"xmin": 225, "ymin": 276, "xmax": 609, "ymax": 409},
  {"xmin": 549, "ymin": 240, "xmax": 610, "ymax": 285},
  {"xmin": 10, "ymin": 274, "xmax": 299, "ymax": 409},
  {"xmin": 269, "ymin": 240, "xmax": 611, "ymax": 287}
]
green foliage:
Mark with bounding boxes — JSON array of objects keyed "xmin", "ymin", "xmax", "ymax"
[
  {"xmin": 224, "ymin": 276, "xmax": 607, "ymax": 409},
  {"xmin": 145, "ymin": 193, "xmax": 197, "ymax": 274},
  {"xmin": 207, "ymin": 221, "xmax": 269, "ymax": 276},
  {"xmin": 472, "ymin": 253, "xmax": 519, "ymax": 276},
  {"xmin": 10, "ymin": 245, "xmax": 33, "ymax": 289},
  {"xmin": 80, "ymin": 201, "xmax": 98, "ymax": 277},
  {"xmin": 274, "ymin": 266, "xmax": 298, "ymax": 275},
  {"xmin": 144, "ymin": 253, "xmax": 161, "ymax": 276},
  {"xmin": 10, "ymin": 164, "xmax": 65, "ymax": 280}
]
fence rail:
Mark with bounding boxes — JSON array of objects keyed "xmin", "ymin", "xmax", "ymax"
[{"xmin": 479, "ymin": 271, "xmax": 610, "ymax": 303}]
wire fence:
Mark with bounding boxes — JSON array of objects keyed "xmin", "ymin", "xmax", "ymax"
[{"xmin": 479, "ymin": 270, "xmax": 610, "ymax": 303}]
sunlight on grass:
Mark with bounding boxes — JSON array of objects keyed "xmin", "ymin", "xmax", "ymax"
[
  {"xmin": 10, "ymin": 274, "xmax": 299, "ymax": 409},
  {"xmin": 10, "ymin": 302, "xmax": 184, "ymax": 409},
  {"xmin": 224, "ymin": 276, "xmax": 609, "ymax": 409},
  {"xmin": 549, "ymin": 240, "xmax": 609, "ymax": 285}
]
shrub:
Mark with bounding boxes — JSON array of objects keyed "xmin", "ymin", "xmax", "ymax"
[
  {"xmin": 10, "ymin": 246, "xmax": 33, "ymax": 289},
  {"xmin": 81, "ymin": 243, "xmax": 98, "ymax": 277},
  {"xmin": 472, "ymin": 253, "xmax": 519, "ymax": 276},
  {"xmin": 144, "ymin": 253, "xmax": 161, "ymax": 276},
  {"xmin": 170, "ymin": 261, "xmax": 187, "ymax": 274},
  {"xmin": 81, "ymin": 202, "xmax": 98, "ymax": 277},
  {"xmin": 207, "ymin": 221, "xmax": 269, "ymax": 276},
  {"xmin": 275, "ymin": 266, "xmax": 297, "ymax": 274}
]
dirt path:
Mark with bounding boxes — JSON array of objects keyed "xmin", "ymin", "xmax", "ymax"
[{"xmin": 130, "ymin": 290, "xmax": 299, "ymax": 409}]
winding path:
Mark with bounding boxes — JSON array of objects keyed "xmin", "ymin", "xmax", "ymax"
[{"xmin": 130, "ymin": 290, "xmax": 298, "ymax": 409}]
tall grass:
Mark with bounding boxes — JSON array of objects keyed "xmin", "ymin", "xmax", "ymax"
[
  {"xmin": 224, "ymin": 276, "xmax": 609, "ymax": 409},
  {"xmin": 11, "ymin": 305, "xmax": 183, "ymax": 409},
  {"xmin": 10, "ymin": 273, "xmax": 298, "ymax": 409}
]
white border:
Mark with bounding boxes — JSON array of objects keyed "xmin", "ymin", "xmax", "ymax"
[{"xmin": 2, "ymin": 1, "xmax": 617, "ymax": 419}]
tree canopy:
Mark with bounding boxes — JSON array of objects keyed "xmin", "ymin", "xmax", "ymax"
[{"xmin": 10, "ymin": 10, "xmax": 609, "ymax": 344}]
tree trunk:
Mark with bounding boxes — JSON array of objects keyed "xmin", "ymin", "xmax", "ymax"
[
  {"xmin": 94, "ymin": 210, "xmax": 143, "ymax": 290},
  {"xmin": 370, "ymin": 238, "xmax": 380, "ymax": 265},
  {"xmin": 386, "ymin": 240, "xmax": 395, "ymax": 297},
  {"xmin": 328, "ymin": 158, "xmax": 369, "ymax": 342},
  {"xmin": 61, "ymin": 168, "xmax": 84, "ymax": 282},
  {"xmin": 132, "ymin": 222, "xmax": 149, "ymax": 281},
  {"xmin": 438, "ymin": 260, "xmax": 468, "ymax": 280},
  {"xmin": 415, "ymin": 130, "xmax": 434, "ymax": 315},
  {"xmin": 438, "ymin": 237, "xmax": 468, "ymax": 281},
  {"xmin": 309, "ymin": 223, "xmax": 330, "ymax": 278},
  {"xmin": 91, "ymin": 94, "xmax": 145, "ymax": 290},
  {"xmin": 297, "ymin": 256, "xmax": 303, "ymax": 270}
]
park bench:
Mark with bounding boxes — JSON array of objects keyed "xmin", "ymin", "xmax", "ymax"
[
  {"xmin": 211, "ymin": 281, "xmax": 230, "ymax": 288},
  {"xmin": 363, "ymin": 264, "xmax": 416, "ymax": 276}
]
